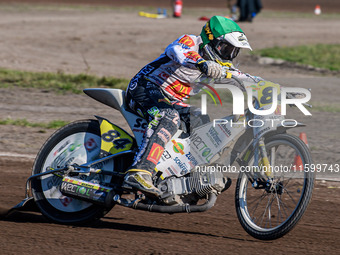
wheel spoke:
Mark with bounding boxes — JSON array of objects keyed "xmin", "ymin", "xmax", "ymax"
[
  {"xmin": 275, "ymin": 193, "xmax": 290, "ymax": 225},
  {"xmin": 281, "ymin": 186, "xmax": 299, "ymax": 205},
  {"xmin": 248, "ymin": 190, "xmax": 268, "ymax": 219},
  {"xmin": 276, "ymin": 194, "xmax": 291, "ymax": 219},
  {"xmin": 259, "ymin": 194, "xmax": 275, "ymax": 228}
]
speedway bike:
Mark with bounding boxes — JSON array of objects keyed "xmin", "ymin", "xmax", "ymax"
[{"xmin": 16, "ymin": 78, "xmax": 314, "ymax": 240}]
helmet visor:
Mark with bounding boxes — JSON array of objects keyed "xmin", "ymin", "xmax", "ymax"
[{"xmin": 215, "ymin": 41, "xmax": 240, "ymax": 60}]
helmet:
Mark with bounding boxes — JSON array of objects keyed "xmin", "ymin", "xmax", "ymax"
[{"xmin": 200, "ymin": 16, "xmax": 252, "ymax": 62}]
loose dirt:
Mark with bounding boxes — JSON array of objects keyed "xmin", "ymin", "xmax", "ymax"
[{"xmin": 0, "ymin": 1, "xmax": 339, "ymax": 254}]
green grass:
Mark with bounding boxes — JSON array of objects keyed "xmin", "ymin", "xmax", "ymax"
[
  {"xmin": 0, "ymin": 69, "xmax": 129, "ymax": 129},
  {"xmin": 0, "ymin": 3, "xmax": 168, "ymax": 13},
  {"xmin": 0, "ymin": 68, "xmax": 129, "ymax": 94},
  {"xmin": 311, "ymin": 104, "xmax": 340, "ymax": 113},
  {"xmin": 259, "ymin": 9, "xmax": 340, "ymax": 19},
  {"xmin": 254, "ymin": 44, "xmax": 340, "ymax": 71},
  {"xmin": 0, "ymin": 118, "xmax": 69, "ymax": 129}
]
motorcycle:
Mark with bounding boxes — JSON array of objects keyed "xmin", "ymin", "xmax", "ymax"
[{"xmin": 12, "ymin": 78, "xmax": 314, "ymax": 240}]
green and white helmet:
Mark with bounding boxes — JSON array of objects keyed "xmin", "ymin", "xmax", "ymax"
[{"xmin": 200, "ymin": 16, "xmax": 252, "ymax": 61}]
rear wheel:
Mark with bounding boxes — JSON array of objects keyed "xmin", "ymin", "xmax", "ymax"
[
  {"xmin": 235, "ymin": 133, "xmax": 314, "ymax": 240},
  {"xmin": 31, "ymin": 119, "xmax": 121, "ymax": 224}
]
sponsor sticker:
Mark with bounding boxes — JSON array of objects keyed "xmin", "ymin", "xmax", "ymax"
[
  {"xmin": 157, "ymin": 128, "xmax": 172, "ymax": 144},
  {"xmin": 207, "ymin": 126, "xmax": 222, "ymax": 146},
  {"xmin": 178, "ymin": 35, "xmax": 195, "ymax": 47},
  {"xmin": 165, "ymin": 80, "xmax": 191, "ymax": 100},
  {"xmin": 134, "ymin": 174, "xmax": 152, "ymax": 188},
  {"xmin": 204, "ymin": 22, "xmax": 214, "ymax": 40},
  {"xmin": 84, "ymin": 138, "xmax": 98, "ymax": 152},
  {"xmin": 60, "ymin": 196, "xmax": 72, "ymax": 207},
  {"xmin": 172, "ymin": 140, "xmax": 185, "ymax": 155},
  {"xmin": 158, "ymin": 71, "xmax": 170, "ymax": 80},
  {"xmin": 184, "ymin": 51, "xmax": 202, "ymax": 62},
  {"xmin": 174, "ymin": 157, "xmax": 189, "ymax": 175},
  {"xmin": 54, "ymin": 140, "xmax": 70, "ymax": 156},
  {"xmin": 147, "ymin": 106, "xmax": 160, "ymax": 117},
  {"xmin": 147, "ymin": 143, "xmax": 164, "ymax": 165}
]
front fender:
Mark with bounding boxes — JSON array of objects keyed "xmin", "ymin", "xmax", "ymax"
[
  {"xmin": 277, "ymin": 121, "xmax": 305, "ymax": 130},
  {"xmin": 254, "ymin": 121, "xmax": 305, "ymax": 144},
  {"xmin": 267, "ymin": 121, "xmax": 306, "ymax": 138}
]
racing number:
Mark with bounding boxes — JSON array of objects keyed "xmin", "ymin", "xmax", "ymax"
[
  {"xmin": 260, "ymin": 86, "xmax": 281, "ymax": 105},
  {"xmin": 102, "ymin": 130, "xmax": 120, "ymax": 142},
  {"xmin": 102, "ymin": 130, "xmax": 132, "ymax": 150},
  {"xmin": 260, "ymin": 86, "xmax": 273, "ymax": 104},
  {"xmin": 113, "ymin": 139, "xmax": 131, "ymax": 149}
]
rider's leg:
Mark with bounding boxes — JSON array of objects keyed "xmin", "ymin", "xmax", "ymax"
[
  {"xmin": 124, "ymin": 107, "xmax": 180, "ymax": 196},
  {"xmin": 123, "ymin": 81, "xmax": 181, "ymax": 196}
]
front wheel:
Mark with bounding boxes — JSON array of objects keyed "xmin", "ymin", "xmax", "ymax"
[
  {"xmin": 31, "ymin": 119, "xmax": 117, "ymax": 224},
  {"xmin": 235, "ymin": 133, "xmax": 314, "ymax": 240}
]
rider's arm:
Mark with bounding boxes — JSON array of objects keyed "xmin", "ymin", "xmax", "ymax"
[
  {"xmin": 228, "ymin": 64, "xmax": 263, "ymax": 83},
  {"xmin": 164, "ymin": 35, "xmax": 205, "ymax": 69},
  {"xmin": 165, "ymin": 35, "xmax": 223, "ymax": 79}
]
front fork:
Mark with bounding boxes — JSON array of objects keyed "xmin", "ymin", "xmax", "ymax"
[
  {"xmin": 238, "ymin": 137, "xmax": 274, "ymax": 189},
  {"xmin": 258, "ymin": 139, "xmax": 273, "ymax": 178}
]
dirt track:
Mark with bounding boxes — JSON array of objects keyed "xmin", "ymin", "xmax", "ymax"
[
  {"xmin": 1, "ymin": 157, "xmax": 340, "ymax": 255},
  {"xmin": 0, "ymin": 1, "xmax": 340, "ymax": 254}
]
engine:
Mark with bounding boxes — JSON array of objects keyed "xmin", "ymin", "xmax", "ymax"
[{"xmin": 157, "ymin": 169, "xmax": 227, "ymax": 205}]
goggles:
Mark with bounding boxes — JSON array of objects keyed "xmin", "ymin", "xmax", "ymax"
[{"xmin": 214, "ymin": 41, "xmax": 240, "ymax": 60}]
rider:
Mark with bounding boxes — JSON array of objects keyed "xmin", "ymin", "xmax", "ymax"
[{"xmin": 123, "ymin": 16, "xmax": 261, "ymax": 196}]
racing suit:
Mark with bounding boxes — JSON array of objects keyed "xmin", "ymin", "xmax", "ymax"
[{"xmin": 125, "ymin": 34, "xmax": 260, "ymax": 174}]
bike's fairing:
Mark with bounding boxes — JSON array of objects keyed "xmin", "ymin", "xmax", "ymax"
[
  {"xmin": 189, "ymin": 116, "xmax": 246, "ymax": 165},
  {"xmin": 84, "ymin": 88, "xmax": 147, "ymax": 145},
  {"xmin": 155, "ymin": 116, "xmax": 247, "ymax": 179}
]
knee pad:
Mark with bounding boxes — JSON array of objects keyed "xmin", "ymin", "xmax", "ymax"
[{"xmin": 160, "ymin": 108, "xmax": 181, "ymax": 129}]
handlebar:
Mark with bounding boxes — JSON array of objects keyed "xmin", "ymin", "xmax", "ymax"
[{"xmin": 286, "ymin": 91, "xmax": 312, "ymax": 108}]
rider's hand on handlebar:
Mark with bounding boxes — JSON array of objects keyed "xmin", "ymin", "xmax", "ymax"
[{"xmin": 196, "ymin": 60, "xmax": 223, "ymax": 79}]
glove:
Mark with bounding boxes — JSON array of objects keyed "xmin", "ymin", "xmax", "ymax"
[{"xmin": 196, "ymin": 60, "xmax": 223, "ymax": 79}]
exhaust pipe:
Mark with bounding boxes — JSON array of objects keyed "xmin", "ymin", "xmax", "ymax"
[{"xmin": 114, "ymin": 193, "xmax": 217, "ymax": 213}]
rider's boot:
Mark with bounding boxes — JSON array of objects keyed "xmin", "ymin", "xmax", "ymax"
[{"xmin": 123, "ymin": 169, "xmax": 161, "ymax": 197}]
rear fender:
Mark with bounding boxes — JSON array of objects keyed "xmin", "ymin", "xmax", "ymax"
[
  {"xmin": 95, "ymin": 116, "xmax": 136, "ymax": 157},
  {"xmin": 84, "ymin": 88, "xmax": 147, "ymax": 145}
]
